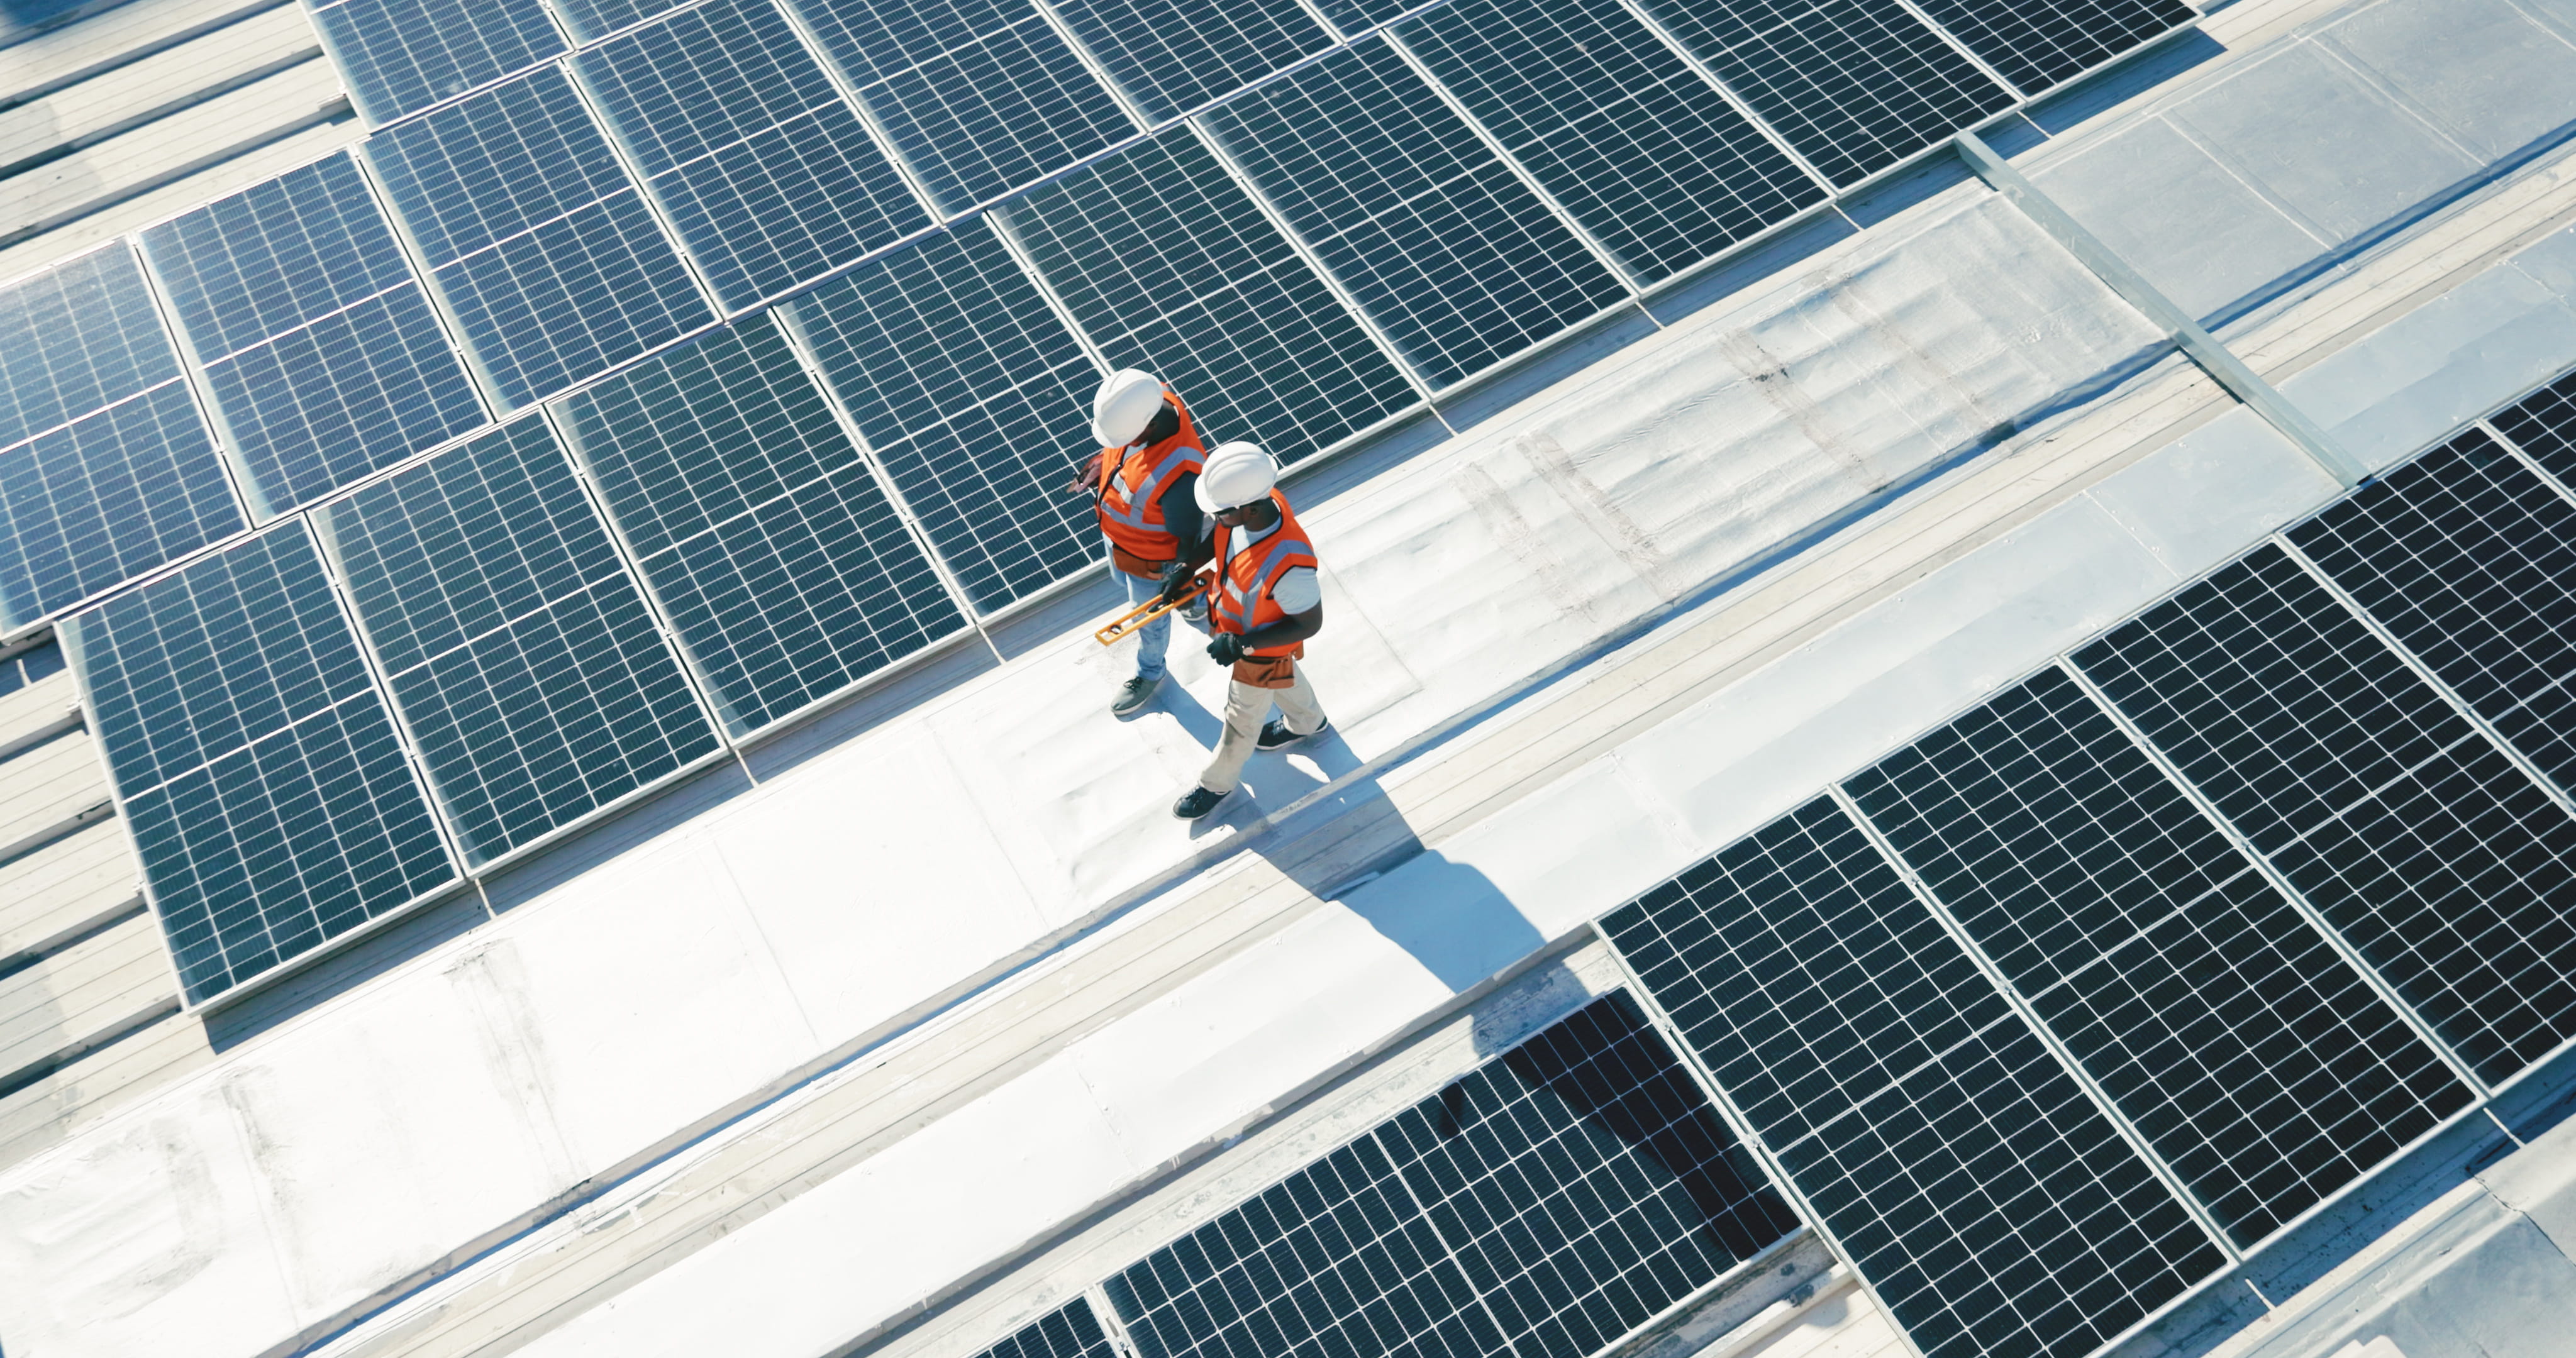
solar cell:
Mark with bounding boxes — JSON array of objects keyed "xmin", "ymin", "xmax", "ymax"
[
  {"xmin": 1907, "ymin": 0, "xmax": 2196, "ymax": 96},
  {"xmin": 1197, "ymin": 38, "xmax": 1629, "ymax": 389},
  {"xmin": 972, "ymin": 1300, "xmax": 1119, "ymax": 1358},
  {"xmin": 366, "ymin": 67, "xmax": 712, "ymax": 410},
  {"xmin": 0, "ymin": 384, "xmax": 243, "ymax": 632},
  {"xmin": 558, "ymin": 319, "xmax": 965, "ymax": 732},
  {"xmin": 1603, "ymin": 798, "xmax": 2226, "ymax": 1358},
  {"xmin": 310, "ymin": 0, "xmax": 567, "ymax": 124},
  {"xmin": 2293, "ymin": 428, "xmax": 2576, "ymax": 799},
  {"xmin": 142, "ymin": 155, "xmax": 486, "ymax": 516},
  {"xmin": 2074, "ymin": 545, "xmax": 2576, "ymax": 1088},
  {"xmin": 1628, "ymin": 0, "xmax": 2011, "ymax": 187},
  {"xmin": 999, "ymin": 128, "xmax": 1416, "ymax": 465},
  {"xmin": 779, "ymin": 220, "xmax": 1099, "ymax": 611},
  {"xmin": 575, "ymin": 0, "xmax": 927, "ymax": 309},
  {"xmin": 548, "ymin": 0, "xmax": 684, "ymax": 41},
  {"xmin": 1849, "ymin": 668, "xmax": 2472, "ymax": 1247},
  {"xmin": 786, "ymin": 0, "xmax": 1135, "ymax": 213},
  {"xmin": 64, "ymin": 524, "xmax": 452, "ymax": 1000},
  {"xmin": 1397, "ymin": 0, "xmax": 1826, "ymax": 285},
  {"xmin": 2492, "ymin": 366, "xmax": 2576, "ymax": 489},
  {"xmin": 0, "ymin": 244, "xmax": 182, "ymax": 453},
  {"xmin": 314, "ymin": 417, "xmax": 720, "ymax": 864},
  {"xmin": 1048, "ymin": 0, "xmax": 1331, "ymax": 121}
]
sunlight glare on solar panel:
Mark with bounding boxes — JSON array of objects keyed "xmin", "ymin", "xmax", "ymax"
[
  {"xmin": 0, "ymin": 384, "xmax": 244, "ymax": 631},
  {"xmin": 0, "ymin": 244, "xmax": 184, "ymax": 454},
  {"xmin": 309, "ymin": 0, "xmax": 567, "ymax": 124}
]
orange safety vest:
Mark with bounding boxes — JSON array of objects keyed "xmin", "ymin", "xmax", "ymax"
[
  {"xmin": 1095, "ymin": 390, "xmax": 1205, "ymax": 575},
  {"xmin": 1211, "ymin": 490, "xmax": 1317, "ymax": 660}
]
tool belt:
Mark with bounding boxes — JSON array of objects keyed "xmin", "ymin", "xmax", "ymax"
[
  {"xmin": 1231, "ymin": 647, "xmax": 1302, "ymax": 689},
  {"xmin": 1111, "ymin": 544, "xmax": 1174, "ymax": 580}
]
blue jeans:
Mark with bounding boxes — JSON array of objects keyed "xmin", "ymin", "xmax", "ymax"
[{"xmin": 1124, "ymin": 570, "xmax": 1170, "ymax": 681}]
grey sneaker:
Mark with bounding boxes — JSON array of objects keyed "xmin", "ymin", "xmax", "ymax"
[
  {"xmin": 1173, "ymin": 785, "xmax": 1228, "ymax": 820},
  {"xmin": 1256, "ymin": 717, "xmax": 1330, "ymax": 752},
  {"xmin": 1112, "ymin": 674, "xmax": 1162, "ymax": 717}
]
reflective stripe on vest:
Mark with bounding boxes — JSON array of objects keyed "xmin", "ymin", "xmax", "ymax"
[
  {"xmin": 1098, "ymin": 443, "xmax": 1194, "ymax": 533},
  {"xmin": 1095, "ymin": 390, "xmax": 1204, "ymax": 564},
  {"xmin": 1214, "ymin": 494, "xmax": 1317, "ymax": 658}
]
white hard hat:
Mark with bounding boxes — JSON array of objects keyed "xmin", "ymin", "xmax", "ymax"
[
  {"xmin": 1196, "ymin": 440, "xmax": 1278, "ymax": 514},
  {"xmin": 1092, "ymin": 368, "xmax": 1166, "ymax": 447}
]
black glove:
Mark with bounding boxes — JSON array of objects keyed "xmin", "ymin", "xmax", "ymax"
[
  {"xmin": 1206, "ymin": 632, "xmax": 1246, "ymax": 666},
  {"xmin": 1157, "ymin": 561, "xmax": 1197, "ymax": 606}
]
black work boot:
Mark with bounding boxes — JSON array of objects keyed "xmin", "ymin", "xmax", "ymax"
[
  {"xmin": 1256, "ymin": 717, "xmax": 1330, "ymax": 752},
  {"xmin": 1172, "ymin": 785, "xmax": 1228, "ymax": 820},
  {"xmin": 1112, "ymin": 674, "xmax": 1161, "ymax": 718}
]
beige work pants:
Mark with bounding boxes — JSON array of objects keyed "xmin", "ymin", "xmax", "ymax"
[{"xmin": 1197, "ymin": 665, "xmax": 1326, "ymax": 795}]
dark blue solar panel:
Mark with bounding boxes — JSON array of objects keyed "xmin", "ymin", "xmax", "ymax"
[
  {"xmin": 548, "ymin": 0, "xmax": 681, "ymax": 41},
  {"xmin": 1913, "ymin": 0, "xmax": 2195, "ymax": 96},
  {"xmin": 973, "ymin": 1301, "xmax": 1118, "ymax": 1358},
  {"xmin": 0, "ymin": 383, "xmax": 243, "ymax": 631},
  {"xmin": 1003, "ymin": 128, "xmax": 1414, "ymax": 465},
  {"xmin": 1050, "ymin": 0, "xmax": 1330, "ymax": 121},
  {"xmin": 2074, "ymin": 545, "xmax": 2576, "ymax": 1088},
  {"xmin": 1199, "ymin": 38, "xmax": 1629, "ymax": 389},
  {"xmin": 315, "ymin": 417, "xmax": 719, "ymax": 863},
  {"xmin": 1850, "ymin": 669, "xmax": 2472, "ymax": 1247},
  {"xmin": 1602, "ymin": 798, "xmax": 2226, "ymax": 1358},
  {"xmin": 782, "ymin": 220, "xmax": 1098, "ymax": 611},
  {"xmin": 142, "ymin": 155, "xmax": 485, "ymax": 516},
  {"xmin": 2494, "ymin": 366, "xmax": 2576, "ymax": 490},
  {"xmin": 311, "ymin": 0, "xmax": 567, "ymax": 124},
  {"xmin": 557, "ymin": 319, "xmax": 963, "ymax": 732},
  {"xmin": 787, "ymin": 0, "xmax": 1133, "ymax": 213},
  {"xmin": 574, "ymin": 0, "xmax": 926, "ymax": 309},
  {"xmin": 65, "ymin": 523, "xmax": 452, "ymax": 1000},
  {"xmin": 0, "ymin": 244, "xmax": 182, "ymax": 453},
  {"xmin": 1398, "ymin": 0, "xmax": 1827, "ymax": 284},
  {"xmin": 367, "ymin": 67, "xmax": 710, "ymax": 409},
  {"xmin": 1630, "ymin": 0, "xmax": 2011, "ymax": 186}
]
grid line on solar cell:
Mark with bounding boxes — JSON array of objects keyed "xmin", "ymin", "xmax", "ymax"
[
  {"xmin": 2291, "ymin": 428, "xmax": 2576, "ymax": 802},
  {"xmin": 786, "ymin": 0, "xmax": 1133, "ymax": 213},
  {"xmin": 1000, "ymin": 129, "xmax": 1416, "ymax": 465},
  {"xmin": 1848, "ymin": 668, "xmax": 2472, "ymax": 1247},
  {"xmin": 557, "ymin": 319, "xmax": 965, "ymax": 732},
  {"xmin": 574, "ymin": 0, "xmax": 926, "ymax": 309},
  {"xmin": 312, "ymin": 0, "xmax": 568, "ymax": 125},
  {"xmin": 1049, "ymin": 0, "xmax": 1330, "ymax": 121},
  {"xmin": 1909, "ymin": 0, "xmax": 2194, "ymax": 98},
  {"xmin": 1396, "ymin": 0, "xmax": 1826, "ymax": 285},
  {"xmin": 1630, "ymin": 0, "xmax": 2011, "ymax": 187},
  {"xmin": 970, "ymin": 1299, "xmax": 1119, "ymax": 1358},
  {"xmin": 0, "ymin": 245, "xmax": 185, "ymax": 454},
  {"xmin": 781, "ymin": 221, "xmax": 1102, "ymax": 611},
  {"xmin": 1602, "ymin": 797, "xmax": 2225, "ymax": 1358},
  {"xmin": 2074, "ymin": 544, "xmax": 2576, "ymax": 1088},
  {"xmin": 2493, "ymin": 366, "xmax": 2576, "ymax": 492},
  {"xmin": 315, "ymin": 417, "xmax": 719, "ymax": 863},
  {"xmin": 1197, "ymin": 38, "xmax": 1629, "ymax": 389},
  {"xmin": 550, "ymin": 0, "xmax": 686, "ymax": 41},
  {"xmin": 140, "ymin": 154, "xmax": 416, "ymax": 359},
  {"xmin": 0, "ymin": 382, "xmax": 245, "ymax": 632}
]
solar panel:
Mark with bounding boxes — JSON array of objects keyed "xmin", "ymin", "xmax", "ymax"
[
  {"xmin": 141, "ymin": 153, "xmax": 486, "ymax": 517},
  {"xmin": 974, "ymin": 1300, "xmax": 1119, "ymax": 1358},
  {"xmin": 0, "ymin": 244, "xmax": 183, "ymax": 453},
  {"xmin": 785, "ymin": 0, "xmax": 1135, "ymax": 214},
  {"xmin": 2492, "ymin": 366, "xmax": 2576, "ymax": 489},
  {"xmin": 997, "ymin": 128, "xmax": 1416, "ymax": 465},
  {"xmin": 1907, "ymin": 0, "xmax": 2196, "ymax": 96},
  {"xmin": 1048, "ymin": 0, "xmax": 1331, "ymax": 121},
  {"xmin": 1848, "ymin": 668, "xmax": 2472, "ymax": 1247},
  {"xmin": 548, "ymin": 0, "xmax": 683, "ymax": 41},
  {"xmin": 365, "ymin": 67, "xmax": 712, "ymax": 410},
  {"xmin": 64, "ymin": 523, "xmax": 453, "ymax": 1000},
  {"xmin": 778, "ymin": 220, "xmax": 1099, "ymax": 611},
  {"xmin": 557, "ymin": 318, "xmax": 966, "ymax": 732},
  {"xmin": 574, "ymin": 0, "xmax": 928, "ymax": 310},
  {"xmin": 313, "ymin": 416, "xmax": 720, "ymax": 864},
  {"xmin": 0, "ymin": 383, "xmax": 244, "ymax": 631},
  {"xmin": 2073, "ymin": 545, "xmax": 2576, "ymax": 1088},
  {"xmin": 310, "ymin": 0, "xmax": 567, "ymax": 124},
  {"xmin": 1396, "ymin": 0, "xmax": 1827, "ymax": 285},
  {"xmin": 1626, "ymin": 0, "xmax": 2011, "ymax": 187},
  {"xmin": 1602, "ymin": 798, "xmax": 2226, "ymax": 1358},
  {"xmin": 2292, "ymin": 428, "xmax": 2576, "ymax": 799},
  {"xmin": 1196, "ymin": 38, "xmax": 1629, "ymax": 389}
]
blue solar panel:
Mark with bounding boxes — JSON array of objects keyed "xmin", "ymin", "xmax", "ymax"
[
  {"xmin": 557, "ymin": 318, "xmax": 965, "ymax": 732},
  {"xmin": 366, "ymin": 67, "xmax": 711, "ymax": 409},
  {"xmin": 1913, "ymin": 0, "xmax": 2195, "ymax": 96},
  {"xmin": 1198, "ymin": 38, "xmax": 1629, "ymax": 389},
  {"xmin": 973, "ymin": 1301, "xmax": 1119, "ymax": 1358},
  {"xmin": 780, "ymin": 220, "xmax": 1099, "ymax": 611},
  {"xmin": 574, "ymin": 0, "xmax": 926, "ymax": 310},
  {"xmin": 1397, "ymin": 0, "xmax": 1828, "ymax": 284},
  {"xmin": 142, "ymin": 154, "xmax": 485, "ymax": 516},
  {"xmin": 547, "ymin": 0, "xmax": 681, "ymax": 41},
  {"xmin": 65, "ymin": 523, "xmax": 453, "ymax": 1000},
  {"xmin": 786, "ymin": 0, "xmax": 1135, "ymax": 213},
  {"xmin": 314, "ymin": 417, "xmax": 720, "ymax": 863},
  {"xmin": 1001, "ymin": 128, "xmax": 1415, "ymax": 465},
  {"xmin": 0, "ymin": 244, "xmax": 182, "ymax": 453},
  {"xmin": 0, "ymin": 384, "xmax": 244, "ymax": 632},
  {"xmin": 310, "ymin": 0, "xmax": 567, "ymax": 124},
  {"xmin": 1049, "ymin": 0, "xmax": 1330, "ymax": 121}
]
